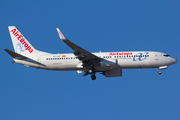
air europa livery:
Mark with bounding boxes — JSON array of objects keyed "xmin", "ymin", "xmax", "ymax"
[
  {"xmin": 10, "ymin": 28, "xmax": 33, "ymax": 53},
  {"xmin": 4, "ymin": 26, "xmax": 177, "ymax": 80}
]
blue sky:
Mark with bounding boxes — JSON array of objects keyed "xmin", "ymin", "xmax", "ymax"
[{"xmin": 1, "ymin": 0, "xmax": 180, "ymax": 120}]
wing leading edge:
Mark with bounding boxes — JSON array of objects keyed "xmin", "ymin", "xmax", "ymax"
[{"xmin": 56, "ymin": 28, "xmax": 101, "ymax": 67}]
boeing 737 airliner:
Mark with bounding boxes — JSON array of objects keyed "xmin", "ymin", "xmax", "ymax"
[{"xmin": 4, "ymin": 26, "xmax": 177, "ymax": 80}]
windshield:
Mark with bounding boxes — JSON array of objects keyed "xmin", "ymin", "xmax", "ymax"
[{"xmin": 163, "ymin": 54, "xmax": 170, "ymax": 57}]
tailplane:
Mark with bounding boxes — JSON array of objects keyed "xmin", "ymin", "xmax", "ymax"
[{"xmin": 4, "ymin": 48, "xmax": 27, "ymax": 60}]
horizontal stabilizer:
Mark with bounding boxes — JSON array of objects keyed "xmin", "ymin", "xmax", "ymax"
[
  {"xmin": 4, "ymin": 49, "xmax": 27, "ymax": 60},
  {"xmin": 4, "ymin": 48, "xmax": 46, "ymax": 66}
]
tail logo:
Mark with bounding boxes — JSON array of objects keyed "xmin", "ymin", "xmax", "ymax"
[
  {"xmin": 11, "ymin": 28, "xmax": 33, "ymax": 53},
  {"xmin": 16, "ymin": 43, "xmax": 25, "ymax": 54}
]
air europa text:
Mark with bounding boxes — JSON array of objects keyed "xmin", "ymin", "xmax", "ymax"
[
  {"xmin": 11, "ymin": 29, "xmax": 33, "ymax": 53},
  {"xmin": 109, "ymin": 52, "xmax": 132, "ymax": 56}
]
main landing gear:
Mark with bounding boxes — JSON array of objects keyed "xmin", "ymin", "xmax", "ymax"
[
  {"xmin": 83, "ymin": 70, "xmax": 97, "ymax": 80},
  {"xmin": 91, "ymin": 73, "xmax": 96, "ymax": 80},
  {"xmin": 88, "ymin": 65, "xmax": 96, "ymax": 80},
  {"xmin": 89, "ymin": 69, "xmax": 96, "ymax": 80}
]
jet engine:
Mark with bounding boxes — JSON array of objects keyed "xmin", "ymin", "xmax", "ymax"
[{"xmin": 103, "ymin": 69, "xmax": 122, "ymax": 77}]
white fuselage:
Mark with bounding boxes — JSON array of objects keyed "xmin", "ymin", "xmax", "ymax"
[
  {"xmin": 14, "ymin": 51, "xmax": 177, "ymax": 71},
  {"xmin": 6, "ymin": 26, "xmax": 177, "ymax": 80}
]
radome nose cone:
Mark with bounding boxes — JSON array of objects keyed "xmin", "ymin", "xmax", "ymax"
[
  {"xmin": 175, "ymin": 59, "xmax": 178, "ymax": 63},
  {"xmin": 172, "ymin": 58, "xmax": 177, "ymax": 64}
]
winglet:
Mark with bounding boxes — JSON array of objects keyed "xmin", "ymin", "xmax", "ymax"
[{"xmin": 56, "ymin": 28, "xmax": 66, "ymax": 40}]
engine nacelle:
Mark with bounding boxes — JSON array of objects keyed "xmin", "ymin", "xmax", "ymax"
[
  {"xmin": 100, "ymin": 59, "xmax": 117, "ymax": 68},
  {"xmin": 103, "ymin": 69, "xmax": 122, "ymax": 77}
]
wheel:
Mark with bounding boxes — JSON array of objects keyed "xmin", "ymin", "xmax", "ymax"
[
  {"xmin": 91, "ymin": 75, "xmax": 96, "ymax": 80},
  {"xmin": 158, "ymin": 71, "xmax": 162, "ymax": 74}
]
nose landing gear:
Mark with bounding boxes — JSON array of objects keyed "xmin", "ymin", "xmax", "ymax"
[
  {"xmin": 158, "ymin": 70, "xmax": 162, "ymax": 74},
  {"xmin": 158, "ymin": 66, "xmax": 167, "ymax": 75}
]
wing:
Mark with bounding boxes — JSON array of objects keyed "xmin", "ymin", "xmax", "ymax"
[{"xmin": 56, "ymin": 28, "xmax": 101, "ymax": 67}]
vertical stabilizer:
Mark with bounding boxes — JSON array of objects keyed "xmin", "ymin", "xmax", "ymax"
[
  {"xmin": 8, "ymin": 26, "xmax": 36, "ymax": 55},
  {"xmin": 8, "ymin": 26, "xmax": 48, "ymax": 56}
]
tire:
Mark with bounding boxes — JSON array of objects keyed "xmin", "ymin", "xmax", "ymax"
[
  {"xmin": 91, "ymin": 75, "xmax": 96, "ymax": 80},
  {"xmin": 158, "ymin": 71, "xmax": 162, "ymax": 74}
]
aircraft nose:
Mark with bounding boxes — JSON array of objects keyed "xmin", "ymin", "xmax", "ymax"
[
  {"xmin": 171, "ymin": 58, "xmax": 178, "ymax": 64},
  {"xmin": 175, "ymin": 58, "xmax": 178, "ymax": 63}
]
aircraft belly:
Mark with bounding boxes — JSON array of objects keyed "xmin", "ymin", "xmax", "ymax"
[{"xmin": 45, "ymin": 60, "xmax": 80, "ymax": 71}]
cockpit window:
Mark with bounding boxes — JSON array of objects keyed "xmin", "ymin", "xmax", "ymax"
[{"xmin": 163, "ymin": 54, "xmax": 170, "ymax": 57}]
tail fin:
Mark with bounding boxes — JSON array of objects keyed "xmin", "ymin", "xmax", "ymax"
[{"xmin": 8, "ymin": 26, "xmax": 49, "ymax": 56}]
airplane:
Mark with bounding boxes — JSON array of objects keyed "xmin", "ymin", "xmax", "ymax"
[{"xmin": 4, "ymin": 26, "xmax": 177, "ymax": 80}]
